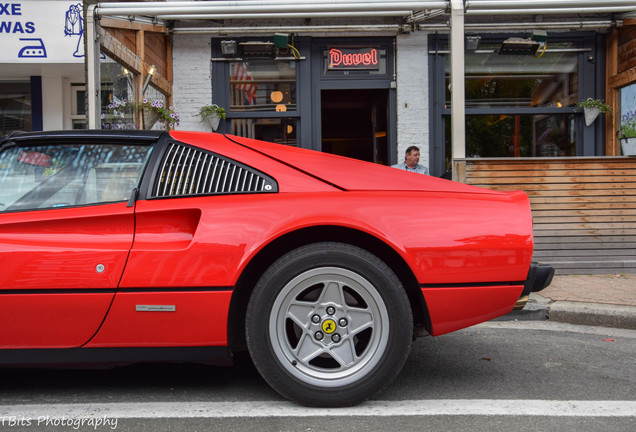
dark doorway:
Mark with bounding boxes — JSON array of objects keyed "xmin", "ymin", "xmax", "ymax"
[{"xmin": 321, "ymin": 89, "xmax": 388, "ymax": 164}]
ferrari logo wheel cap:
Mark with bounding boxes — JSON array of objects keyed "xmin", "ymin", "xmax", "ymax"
[{"xmin": 321, "ymin": 319, "xmax": 337, "ymax": 334}]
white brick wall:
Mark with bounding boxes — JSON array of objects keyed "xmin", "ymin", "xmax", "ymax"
[
  {"xmin": 172, "ymin": 34, "xmax": 213, "ymax": 132},
  {"xmin": 395, "ymin": 32, "xmax": 429, "ymax": 170}
]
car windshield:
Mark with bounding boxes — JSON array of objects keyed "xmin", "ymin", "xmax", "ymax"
[{"xmin": 0, "ymin": 143, "xmax": 153, "ymax": 212}]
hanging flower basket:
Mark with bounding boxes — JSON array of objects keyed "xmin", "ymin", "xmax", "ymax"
[
  {"xmin": 583, "ymin": 107, "xmax": 600, "ymax": 126},
  {"xmin": 575, "ymin": 98, "xmax": 612, "ymax": 127},
  {"xmin": 205, "ymin": 113, "xmax": 221, "ymax": 131},
  {"xmin": 199, "ymin": 104, "xmax": 226, "ymax": 132},
  {"xmin": 142, "ymin": 108, "xmax": 161, "ymax": 130},
  {"xmin": 139, "ymin": 99, "xmax": 180, "ymax": 130}
]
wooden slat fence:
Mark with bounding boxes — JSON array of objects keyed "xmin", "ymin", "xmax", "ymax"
[{"xmin": 458, "ymin": 157, "xmax": 636, "ymax": 275}]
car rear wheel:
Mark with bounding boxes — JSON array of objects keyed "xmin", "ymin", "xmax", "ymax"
[{"xmin": 245, "ymin": 242, "xmax": 412, "ymax": 407}]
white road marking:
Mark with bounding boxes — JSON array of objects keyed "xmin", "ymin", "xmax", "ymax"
[{"xmin": 1, "ymin": 400, "xmax": 635, "ymax": 419}]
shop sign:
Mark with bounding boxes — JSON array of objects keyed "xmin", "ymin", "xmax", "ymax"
[
  {"xmin": 328, "ymin": 47, "xmax": 379, "ymax": 71},
  {"xmin": 0, "ymin": 1, "xmax": 84, "ymax": 63}
]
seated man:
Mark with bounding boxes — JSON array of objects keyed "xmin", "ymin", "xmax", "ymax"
[{"xmin": 392, "ymin": 145, "xmax": 428, "ymax": 174}]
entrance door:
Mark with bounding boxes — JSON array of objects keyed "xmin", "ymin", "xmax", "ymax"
[{"xmin": 321, "ymin": 89, "xmax": 388, "ymax": 164}]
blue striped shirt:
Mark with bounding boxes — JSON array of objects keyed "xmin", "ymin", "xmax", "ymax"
[{"xmin": 391, "ymin": 163, "xmax": 429, "ymax": 175}]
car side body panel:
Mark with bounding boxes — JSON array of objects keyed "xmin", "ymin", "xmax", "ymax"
[
  {"xmin": 85, "ymin": 291, "xmax": 232, "ymax": 347},
  {"xmin": 96, "ymin": 187, "xmax": 532, "ymax": 346},
  {"xmin": 119, "ymin": 191, "xmax": 532, "ymax": 289},
  {"xmin": 0, "ymin": 204, "xmax": 134, "ymax": 290},
  {"xmin": 421, "ymin": 285, "xmax": 524, "ymax": 336},
  {"xmin": 0, "ymin": 293, "xmax": 114, "ymax": 348},
  {"xmin": 0, "ymin": 203, "xmax": 134, "ymax": 348}
]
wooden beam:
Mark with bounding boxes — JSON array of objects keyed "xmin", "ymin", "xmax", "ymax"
[
  {"xmin": 99, "ymin": 17, "xmax": 166, "ymax": 34},
  {"xmin": 136, "ymin": 29, "xmax": 145, "ymax": 61},
  {"xmin": 135, "ymin": 30, "xmax": 144, "ymax": 127},
  {"xmin": 606, "ymin": 29, "xmax": 619, "ymax": 156},
  {"xmin": 608, "ymin": 67, "xmax": 636, "ymax": 89},
  {"xmin": 166, "ymin": 33, "xmax": 173, "ymax": 107},
  {"xmin": 453, "ymin": 159, "xmax": 466, "ymax": 183},
  {"xmin": 97, "ymin": 27, "xmax": 172, "ymax": 97},
  {"xmin": 97, "ymin": 27, "xmax": 142, "ymax": 73}
]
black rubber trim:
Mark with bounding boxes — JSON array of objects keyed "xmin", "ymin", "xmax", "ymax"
[
  {"xmin": 419, "ymin": 281, "xmax": 526, "ymax": 289},
  {"xmin": 522, "ymin": 262, "xmax": 555, "ymax": 296},
  {"xmin": 0, "ymin": 346, "xmax": 232, "ymax": 366},
  {"xmin": 0, "ymin": 287, "xmax": 233, "ymax": 295}
]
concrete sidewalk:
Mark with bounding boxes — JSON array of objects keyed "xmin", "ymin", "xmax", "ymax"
[{"xmin": 500, "ymin": 274, "xmax": 636, "ymax": 329}]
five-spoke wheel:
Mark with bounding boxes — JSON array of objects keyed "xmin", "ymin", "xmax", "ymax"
[{"xmin": 246, "ymin": 242, "xmax": 412, "ymax": 407}]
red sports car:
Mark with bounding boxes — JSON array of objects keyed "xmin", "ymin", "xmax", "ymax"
[{"xmin": 0, "ymin": 130, "xmax": 553, "ymax": 407}]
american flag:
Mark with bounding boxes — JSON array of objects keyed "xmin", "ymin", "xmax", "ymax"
[{"xmin": 231, "ymin": 62, "xmax": 258, "ymax": 105}]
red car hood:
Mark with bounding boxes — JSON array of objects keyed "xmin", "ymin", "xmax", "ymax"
[{"xmin": 225, "ymin": 134, "xmax": 503, "ymax": 195}]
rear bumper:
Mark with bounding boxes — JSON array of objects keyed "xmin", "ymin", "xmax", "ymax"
[{"xmin": 514, "ymin": 262, "xmax": 555, "ymax": 310}]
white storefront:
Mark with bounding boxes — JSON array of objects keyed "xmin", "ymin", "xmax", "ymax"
[
  {"xmin": 171, "ymin": 30, "xmax": 430, "ymax": 169},
  {"xmin": 0, "ymin": 0, "xmax": 86, "ymax": 133}
]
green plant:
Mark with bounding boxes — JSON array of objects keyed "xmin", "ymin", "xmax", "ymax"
[
  {"xmin": 620, "ymin": 110, "xmax": 636, "ymax": 138},
  {"xmin": 199, "ymin": 104, "xmax": 226, "ymax": 120},
  {"xmin": 139, "ymin": 98, "xmax": 181, "ymax": 129},
  {"xmin": 575, "ymin": 98, "xmax": 612, "ymax": 115}
]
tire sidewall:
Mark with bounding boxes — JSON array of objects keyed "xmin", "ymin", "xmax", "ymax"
[{"xmin": 245, "ymin": 242, "xmax": 412, "ymax": 407}]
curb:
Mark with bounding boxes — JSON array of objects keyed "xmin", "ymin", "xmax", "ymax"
[
  {"xmin": 548, "ymin": 301, "xmax": 636, "ymax": 330},
  {"xmin": 497, "ymin": 294, "xmax": 636, "ymax": 330}
]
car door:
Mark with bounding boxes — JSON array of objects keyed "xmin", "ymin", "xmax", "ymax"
[
  {"xmin": 89, "ymin": 138, "xmax": 282, "ymax": 347},
  {"xmin": 0, "ymin": 137, "xmax": 154, "ymax": 348}
]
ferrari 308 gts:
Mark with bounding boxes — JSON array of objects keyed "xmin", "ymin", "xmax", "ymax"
[{"xmin": 0, "ymin": 130, "xmax": 553, "ymax": 407}]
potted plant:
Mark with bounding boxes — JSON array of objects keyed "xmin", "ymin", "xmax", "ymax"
[
  {"xmin": 618, "ymin": 110, "xmax": 636, "ymax": 156},
  {"xmin": 199, "ymin": 104, "xmax": 226, "ymax": 131},
  {"xmin": 575, "ymin": 98, "xmax": 612, "ymax": 126}
]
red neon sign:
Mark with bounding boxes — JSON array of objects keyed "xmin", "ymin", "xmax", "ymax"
[{"xmin": 328, "ymin": 47, "xmax": 379, "ymax": 71}]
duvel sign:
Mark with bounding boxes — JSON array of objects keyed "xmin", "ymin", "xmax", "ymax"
[{"xmin": 328, "ymin": 47, "xmax": 379, "ymax": 71}]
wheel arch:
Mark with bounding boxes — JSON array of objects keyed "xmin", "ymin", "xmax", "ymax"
[{"xmin": 227, "ymin": 226, "xmax": 430, "ymax": 353}]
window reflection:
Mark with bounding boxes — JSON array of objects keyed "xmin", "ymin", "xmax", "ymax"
[
  {"xmin": 620, "ymin": 83, "xmax": 636, "ymax": 129},
  {"xmin": 446, "ymin": 43, "xmax": 578, "ymax": 109},
  {"xmin": 231, "ymin": 118, "xmax": 297, "ymax": 146},
  {"xmin": 0, "ymin": 144, "xmax": 153, "ymax": 212},
  {"xmin": 445, "ymin": 114, "xmax": 576, "ymax": 160},
  {"xmin": 100, "ymin": 55, "xmax": 134, "ymax": 111},
  {"xmin": 0, "ymin": 81, "xmax": 31, "ymax": 134},
  {"xmin": 100, "ymin": 54, "xmax": 136, "ymax": 128},
  {"xmin": 229, "ymin": 60, "xmax": 296, "ymax": 112}
]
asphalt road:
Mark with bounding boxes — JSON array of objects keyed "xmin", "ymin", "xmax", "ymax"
[{"xmin": 0, "ymin": 321, "xmax": 634, "ymax": 432}]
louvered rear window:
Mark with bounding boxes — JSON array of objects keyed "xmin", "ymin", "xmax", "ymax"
[{"xmin": 152, "ymin": 142, "xmax": 277, "ymax": 198}]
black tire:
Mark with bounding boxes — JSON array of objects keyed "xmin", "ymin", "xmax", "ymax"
[{"xmin": 245, "ymin": 242, "xmax": 412, "ymax": 407}]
